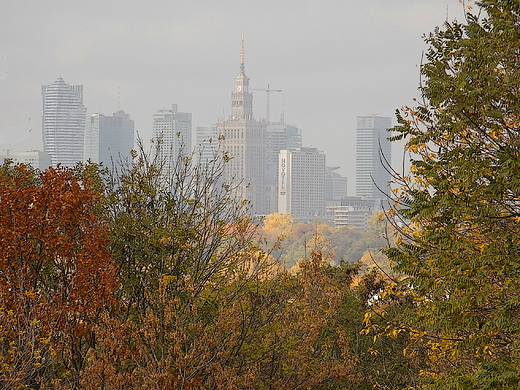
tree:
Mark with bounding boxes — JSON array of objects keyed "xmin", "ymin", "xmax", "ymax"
[
  {"xmin": 373, "ymin": 1, "xmax": 520, "ymax": 387},
  {"xmin": 0, "ymin": 162, "xmax": 117, "ymax": 388},
  {"xmin": 79, "ymin": 141, "xmax": 361, "ymax": 389},
  {"xmin": 80, "ymin": 140, "xmax": 275, "ymax": 388},
  {"xmin": 80, "ymin": 250, "xmax": 359, "ymax": 389}
]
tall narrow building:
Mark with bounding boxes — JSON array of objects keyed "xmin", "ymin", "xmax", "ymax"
[
  {"xmin": 84, "ymin": 110, "xmax": 134, "ymax": 165},
  {"xmin": 41, "ymin": 77, "xmax": 87, "ymax": 167},
  {"xmin": 355, "ymin": 115, "xmax": 392, "ymax": 202},
  {"xmin": 152, "ymin": 104, "xmax": 192, "ymax": 175},
  {"xmin": 216, "ymin": 34, "xmax": 267, "ymax": 215},
  {"xmin": 278, "ymin": 147, "xmax": 326, "ymax": 221}
]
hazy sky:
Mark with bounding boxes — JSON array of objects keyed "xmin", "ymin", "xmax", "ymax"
[{"xmin": 0, "ymin": 0, "xmax": 465, "ymax": 193}]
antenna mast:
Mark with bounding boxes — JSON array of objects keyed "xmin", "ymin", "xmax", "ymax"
[{"xmin": 240, "ymin": 33, "xmax": 245, "ymax": 71}]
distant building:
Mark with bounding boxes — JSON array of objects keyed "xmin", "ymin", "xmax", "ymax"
[
  {"xmin": 328, "ymin": 196, "xmax": 375, "ymax": 230},
  {"xmin": 84, "ymin": 110, "xmax": 134, "ymax": 166},
  {"xmin": 152, "ymin": 104, "xmax": 192, "ymax": 174},
  {"xmin": 41, "ymin": 77, "xmax": 87, "ymax": 167},
  {"xmin": 278, "ymin": 147, "xmax": 326, "ymax": 221},
  {"xmin": 196, "ymin": 125, "xmax": 218, "ymax": 164},
  {"xmin": 264, "ymin": 123, "xmax": 303, "ymax": 214},
  {"xmin": 0, "ymin": 150, "xmax": 52, "ymax": 171},
  {"xmin": 325, "ymin": 166, "xmax": 348, "ymax": 201},
  {"xmin": 216, "ymin": 34, "xmax": 267, "ymax": 215},
  {"xmin": 265, "ymin": 123, "xmax": 302, "ymax": 181},
  {"xmin": 356, "ymin": 115, "xmax": 392, "ymax": 203}
]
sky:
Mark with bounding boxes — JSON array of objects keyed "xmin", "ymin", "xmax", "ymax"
[{"xmin": 0, "ymin": 0, "xmax": 466, "ymax": 194}]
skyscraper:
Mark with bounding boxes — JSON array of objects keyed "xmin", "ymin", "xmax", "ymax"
[
  {"xmin": 41, "ymin": 77, "xmax": 87, "ymax": 167},
  {"xmin": 265, "ymin": 123, "xmax": 302, "ymax": 182},
  {"xmin": 278, "ymin": 147, "xmax": 326, "ymax": 221},
  {"xmin": 355, "ymin": 115, "xmax": 392, "ymax": 201},
  {"xmin": 84, "ymin": 110, "xmax": 134, "ymax": 166},
  {"xmin": 196, "ymin": 125, "xmax": 218, "ymax": 164},
  {"xmin": 216, "ymin": 34, "xmax": 267, "ymax": 215},
  {"xmin": 325, "ymin": 166, "xmax": 348, "ymax": 201},
  {"xmin": 152, "ymin": 104, "xmax": 192, "ymax": 174},
  {"xmin": 264, "ymin": 123, "xmax": 303, "ymax": 214}
]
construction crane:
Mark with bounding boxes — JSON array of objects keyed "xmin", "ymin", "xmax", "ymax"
[{"xmin": 251, "ymin": 84, "xmax": 282, "ymax": 124}]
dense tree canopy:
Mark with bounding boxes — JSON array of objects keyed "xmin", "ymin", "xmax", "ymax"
[
  {"xmin": 0, "ymin": 163, "xmax": 117, "ymax": 388},
  {"xmin": 367, "ymin": 1, "xmax": 520, "ymax": 388}
]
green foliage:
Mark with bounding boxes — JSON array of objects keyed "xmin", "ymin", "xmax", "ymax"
[
  {"xmin": 104, "ymin": 139, "xmax": 256, "ymax": 315},
  {"xmin": 78, "ymin": 141, "xmax": 360, "ymax": 388},
  {"xmin": 378, "ymin": 0, "xmax": 520, "ymax": 387}
]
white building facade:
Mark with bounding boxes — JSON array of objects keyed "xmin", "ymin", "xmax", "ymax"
[
  {"xmin": 0, "ymin": 151, "xmax": 52, "ymax": 171},
  {"xmin": 41, "ymin": 77, "xmax": 87, "ymax": 167},
  {"xmin": 152, "ymin": 104, "xmax": 192, "ymax": 174},
  {"xmin": 264, "ymin": 123, "xmax": 303, "ymax": 214},
  {"xmin": 196, "ymin": 125, "xmax": 218, "ymax": 164},
  {"xmin": 278, "ymin": 147, "xmax": 326, "ymax": 221}
]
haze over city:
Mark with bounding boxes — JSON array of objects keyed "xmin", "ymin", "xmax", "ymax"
[{"xmin": 0, "ymin": 0, "xmax": 465, "ymax": 192}]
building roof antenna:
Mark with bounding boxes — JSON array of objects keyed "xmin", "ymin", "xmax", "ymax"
[
  {"xmin": 240, "ymin": 33, "xmax": 245, "ymax": 71},
  {"xmin": 281, "ymin": 94, "xmax": 285, "ymax": 124}
]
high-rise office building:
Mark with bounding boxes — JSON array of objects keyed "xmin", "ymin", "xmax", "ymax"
[
  {"xmin": 41, "ymin": 77, "xmax": 87, "ymax": 167},
  {"xmin": 278, "ymin": 147, "xmax": 326, "ymax": 221},
  {"xmin": 84, "ymin": 110, "xmax": 134, "ymax": 166},
  {"xmin": 355, "ymin": 115, "xmax": 392, "ymax": 201},
  {"xmin": 325, "ymin": 166, "xmax": 348, "ymax": 201},
  {"xmin": 265, "ymin": 123, "xmax": 302, "ymax": 182},
  {"xmin": 216, "ymin": 35, "xmax": 267, "ymax": 215},
  {"xmin": 196, "ymin": 125, "xmax": 218, "ymax": 164},
  {"xmin": 152, "ymin": 104, "xmax": 192, "ymax": 174},
  {"xmin": 264, "ymin": 123, "xmax": 303, "ymax": 214}
]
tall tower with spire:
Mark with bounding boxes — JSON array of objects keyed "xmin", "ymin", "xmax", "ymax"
[
  {"xmin": 231, "ymin": 34, "xmax": 253, "ymax": 120},
  {"xmin": 217, "ymin": 34, "xmax": 267, "ymax": 215}
]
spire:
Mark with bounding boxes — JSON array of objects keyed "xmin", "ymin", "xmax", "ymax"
[
  {"xmin": 240, "ymin": 33, "xmax": 245, "ymax": 71},
  {"xmin": 232, "ymin": 33, "xmax": 252, "ymax": 120}
]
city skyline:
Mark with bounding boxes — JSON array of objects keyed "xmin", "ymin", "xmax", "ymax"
[{"xmin": 0, "ymin": 0, "xmax": 466, "ymax": 192}]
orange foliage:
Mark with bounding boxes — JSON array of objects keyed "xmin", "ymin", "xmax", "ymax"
[{"xmin": 0, "ymin": 164, "xmax": 117, "ymax": 385}]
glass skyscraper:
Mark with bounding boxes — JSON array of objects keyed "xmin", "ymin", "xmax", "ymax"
[
  {"xmin": 84, "ymin": 110, "xmax": 134, "ymax": 166},
  {"xmin": 152, "ymin": 104, "xmax": 192, "ymax": 175},
  {"xmin": 355, "ymin": 115, "xmax": 392, "ymax": 201},
  {"xmin": 41, "ymin": 77, "xmax": 87, "ymax": 167}
]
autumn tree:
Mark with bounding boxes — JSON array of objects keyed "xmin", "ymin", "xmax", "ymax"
[
  {"xmin": 0, "ymin": 162, "xmax": 117, "ymax": 388},
  {"xmin": 80, "ymin": 140, "xmax": 275, "ymax": 387},
  {"xmin": 81, "ymin": 250, "xmax": 360, "ymax": 389},
  {"xmin": 78, "ymin": 139, "xmax": 363, "ymax": 389},
  {"xmin": 102, "ymin": 139, "xmax": 258, "ymax": 314},
  {"xmin": 369, "ymin": 1, "xmax": 520, "ymax": 387},
  {"xmin": 258, "ymin": 216, "xmax": 387, "ymax": 269}
]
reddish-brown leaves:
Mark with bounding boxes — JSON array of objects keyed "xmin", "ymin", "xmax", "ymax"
[{"xmin": 0, "ymin": 163, "xmax": 117, "ymax": 385}]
